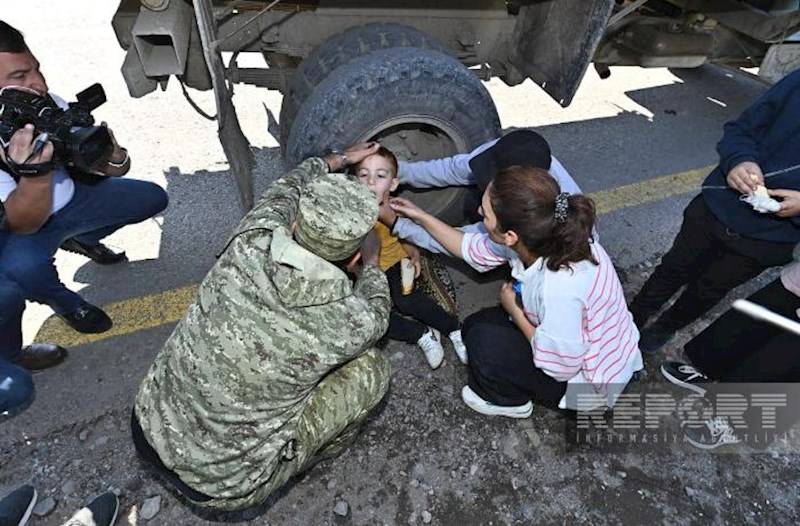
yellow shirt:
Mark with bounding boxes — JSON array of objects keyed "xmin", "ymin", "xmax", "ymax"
[{"xmin": 375, "ymin": 221, "xmax": 408, "ymax": 271}]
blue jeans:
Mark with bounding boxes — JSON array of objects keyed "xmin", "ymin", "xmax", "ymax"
[
  {"xmin": 0, "ymin": 177, "xmax": 168, "ymax": 357},
  {"xmin": 0, "ymin": 277, "xmax": 34, "ymax": 413}
]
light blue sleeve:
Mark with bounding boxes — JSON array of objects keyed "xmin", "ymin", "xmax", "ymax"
[
  {"xmin": 393, "ymin": 218, "xmax": 486, "ymax": 255},
  {"xmin": 397, "ymin": 138, "xmax": 499, "ymax": 188}
]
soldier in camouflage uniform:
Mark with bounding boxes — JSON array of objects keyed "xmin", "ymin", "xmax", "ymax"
[{"xmin": 132, "ymin": 143, "xmax": 391, "ymax": 511}]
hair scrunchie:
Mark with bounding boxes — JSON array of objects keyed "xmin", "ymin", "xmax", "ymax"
[{"xmin": 554, "ymin": 192, "xmax": 570, "ymax": 223}]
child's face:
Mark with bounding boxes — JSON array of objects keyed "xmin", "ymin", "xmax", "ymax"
[{"xmin": 355, "ymin": 154, "xmax": 399, "ymax": 203}]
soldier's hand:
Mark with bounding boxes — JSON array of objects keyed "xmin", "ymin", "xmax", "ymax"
[
  {"xmin": 727, "ymin": 161, "xmax": 763, "ymax": 194},
  {"xmin": 359, "ymin": 228, "xmax": 381, "ymax": 267},
  {"xmin": 0, "ymin": 124, "xmax": 54, "ymax": 166},
  {"xmin": 343, "ymin": 142, "xmax": 380, "ymax": 165}
]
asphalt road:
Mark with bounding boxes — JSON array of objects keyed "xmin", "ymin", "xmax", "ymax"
[{"xmin": 2, "ymin": 2, "xmax": 796, "ymax": 526}]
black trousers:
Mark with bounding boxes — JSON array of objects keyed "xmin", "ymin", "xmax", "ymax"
[
  {"xmin": 462, "ymin": 307, "xmax": 567, "ymax": 409},
  {"xmin": 685, "ymin": 278, "xmax": 800, "ymax": 382},
  {"xmin": 385, "ymin": 262, "xmax": 459, "ymax": 343},
  {"xmin": 630, "ymin": 195, "xmax": 796, "ymax": 329}
]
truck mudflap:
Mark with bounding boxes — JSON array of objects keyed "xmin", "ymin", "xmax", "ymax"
[
  {"xmin": 509, "ymin": 0, "xmax": 614, "ymax": 107},
  {"xmin": 194, "ymin": 0, "xmax": 255, "ymax": 211}
]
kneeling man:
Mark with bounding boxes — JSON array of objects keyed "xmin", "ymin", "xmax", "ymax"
[{"xmin": 132, "ymin": 143, "xmax": 391, "ymax": 511}]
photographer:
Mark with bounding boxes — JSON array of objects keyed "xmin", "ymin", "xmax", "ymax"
[{"xmin": 0, "ymin": 21, "xmax": 168, "ymax": 348}]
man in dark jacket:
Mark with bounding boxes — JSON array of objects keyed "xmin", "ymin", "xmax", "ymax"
[{"xmin": 631, "ymin": 68, "xmax": 800, "ymax": 353}]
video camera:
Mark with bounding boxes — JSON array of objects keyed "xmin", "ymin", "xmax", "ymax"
[{"xmin": 0, "ymin": 83, "xmax": 113, "ymax": 175}]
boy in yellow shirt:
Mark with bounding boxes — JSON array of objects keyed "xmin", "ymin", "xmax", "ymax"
[{"xmin": 355, "ymin": 147, "xmax": 465, "ymax": 368}]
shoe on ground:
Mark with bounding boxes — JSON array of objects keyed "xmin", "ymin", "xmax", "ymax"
[
  {"xmin": 61, "ymin": 239, "xmax": 127, "ymax": 265},
  {"xmin": 59, "ymin": 303, "xmax": 112, "ymax": 334},
  {"xmin": 461, "ymin": 385, "xmax": 533, "ymax": 419},
  {"xmin": 14, "ymin": 343, "xmax": 67, "ymax": 371},
  {"xmin": 682, "ymin": 416, "xmax": 741, "ymax": 450},
  {"xmin": 62, "ymin": 491, "xmax": 119, "ymax": 526},
  {"xmin": 660, "ymin": 361, "xmax": 709, "ymax": 395},
  {"xmin": 417, "ymin": 328, "xmax": 444, "ymax": 369},
  {"xmin": 0, "ymin": 484, "xmax": 37, "ymax": 526},
  {"xmin": 448, "ymin": 329, "xmax": 468, "ymax": 365},
  {"xmin": 638, "ymin": 317, "xmax": 683, "ymax": 354}
]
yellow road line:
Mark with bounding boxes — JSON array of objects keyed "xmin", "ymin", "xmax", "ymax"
[{"xmin": 35, "ymin": 165, "xmax": 714, "ymax": 347}]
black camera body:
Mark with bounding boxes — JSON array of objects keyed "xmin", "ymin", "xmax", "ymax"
[{"xmin": 0, "ymin": 83, "xmax": 113, "ymax": 174}]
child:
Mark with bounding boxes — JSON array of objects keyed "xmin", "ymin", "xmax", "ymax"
[
  {"xmin": 390, "ymin": 166, "xmax": 643, "ymax": 417},
  {"xmin": 354, "ymin": 147, "xmax": 465, "ymax": 369}
]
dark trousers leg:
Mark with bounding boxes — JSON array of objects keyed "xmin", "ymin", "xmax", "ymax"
[
  {"xmin": 385, "ymin": 263, "xmax": 459, "ymax": 343},
  {"xmin": 0, "ymin": 273, "xmax": 25, "ymax": 360},
  {"xmin": 462, "ymin": 307, "xmax": 567, "ymax": 409},
  {"xmin": 629, "ymin": 195, "xmax": 718, "ymax": 327},
  {"xmin": 685, "ymin": 278, "xmax": 800, "ymax": 381}
]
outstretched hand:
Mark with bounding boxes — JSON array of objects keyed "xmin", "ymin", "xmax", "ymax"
[
  {"xmin": 388, "ymin": 197, "xmax": 427, "ymax": 222},
  {"xmin": 343, "ymin": 142, "xmax": 381, "ymax": 165}
]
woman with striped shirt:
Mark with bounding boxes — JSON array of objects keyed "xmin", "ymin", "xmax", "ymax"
[{"xmin": 389, "ymin": 166, "xmax": 643, "ymax": 417}]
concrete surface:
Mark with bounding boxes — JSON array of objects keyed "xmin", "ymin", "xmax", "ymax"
[{"xmin": 1, "ymin": 2, "xmax": 798, "ymax": 525}]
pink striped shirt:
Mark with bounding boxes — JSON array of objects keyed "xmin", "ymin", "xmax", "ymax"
[{"xmin": 461, "ymin": 233, "xmax": 643, "ymax": 410}]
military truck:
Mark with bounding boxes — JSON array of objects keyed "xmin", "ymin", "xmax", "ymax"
[{"xmin": 111, "ymin": 0, "xmax": 800, "ymax": 217}]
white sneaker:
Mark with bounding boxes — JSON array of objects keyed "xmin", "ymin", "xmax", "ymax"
[
  {"xmin": 417, "ymin": 328, "xmax": 444, "ymax": 369},
  {"xmin": 682, "ymin": 416, "xmax": 741, "ymax": 450},
  {"xmin": 461, "ymin": 385, "xmax": 533, "ymax": 419},
  {"xmin": 448, "ymin": 329, "xmax": 468, "ymax": 364}
]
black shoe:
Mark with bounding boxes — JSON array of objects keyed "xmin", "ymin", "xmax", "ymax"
[
  {"xmin": 59, "ymin": 303, "xmax": 112, "ymax": 334},
  {"xmin": 14, "ymin": 343, "xmax": 68, "ymax": 371},
  {"xmin": 638, "ymin": 318, "xmax": 683, "ymax": 354},
  {"xmin": 0, "ymin": 484, "xmax": 37, "ymax": 526},
  {"xmin": 660, "ymin": 361, "xmax": 709, "ymax": 395},
  {"xmin": 61, "ymin": 239, "xmax": 127, "ymax": 265},
  {"xmin": 62, "ymin": 492, "xmax": 119, "ymax": 526}
]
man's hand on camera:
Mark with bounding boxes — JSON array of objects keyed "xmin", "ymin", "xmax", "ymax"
[
  {"xmin": 0, "ymin": 124, "xmax": 54, "ymax": 169},
  {"xmin": 91, "ymin": 122, "xmax": 130, "ymax": 177}
]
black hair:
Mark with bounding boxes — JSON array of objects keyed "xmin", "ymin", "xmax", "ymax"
[{"xmin": 0, "ymin": 21, "xmax": 27, "ymax": 54}]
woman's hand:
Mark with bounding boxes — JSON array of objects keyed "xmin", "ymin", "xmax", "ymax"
[
  {"xmin": 389, "ymin": 197, "xmax": 427, "ymax": 223},
  {"xmin": 499, "ymin": 281, "xmax": 521, "ymax": 315},
  {"xmin": 401, "ymin": 242, "xmax": 422, "ymax": 278},
  {"xmin": 768, "ymin": 189, "xmax": 800, "ymax": 218}
]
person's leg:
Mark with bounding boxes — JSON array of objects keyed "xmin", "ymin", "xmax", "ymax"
[
  {"xmin": 262, "ymin": 349, "xmax": 391, "ymax": 498},
  {"xmin": 723, "ymin": 332, "xmax": 800, "ymax": 382},
  {"xmin": 385, "ymin": 265, "xmax": 427, "ymax": 343},
  {"xmin": 0, "ymin": 272, "xmax": 25, "ymax": 361},
  {"xmin": 463, "ymin": 307, "xmax": 566, "ymax": 409},
  {"xmin": 685, "ymin": 278, "xmax": 800, "ymax": 381},
  {"xmin": 629, "ymin": 195, "xmax": 719, "ymax": 327},
  {"xmin": 56, "ymin": 178, "xmax": 168, "ymax": 246},
  {"xmin": 663, "ymin": 235, "xmax": 795, "ymax": 329},
  {"xmin": 0, "ymin": 359, "xmax": 34, "ymax": 414}
]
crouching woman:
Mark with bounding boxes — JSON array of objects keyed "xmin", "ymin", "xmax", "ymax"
[{"xmin": 390, "ymin": 166, "xmax": 643, "ymax": 417}]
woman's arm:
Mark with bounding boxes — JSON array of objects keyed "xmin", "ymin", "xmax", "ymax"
[
  {"xmin": 500, "ymin": 281, "xmax": 535, "ymax": 340},
  {"xmin": 389, "ymin": 197, "xmax": 465, "ymax": 258}
]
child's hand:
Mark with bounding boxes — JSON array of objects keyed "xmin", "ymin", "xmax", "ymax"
[
  {"xmin": 389, "ymin": 197, "xmax": 426, "ymax": 222},
  {"xmin": 499, "ymin": 281, "xmax": 521, "ymax": 315},
  {"xmin": 402, "ymin": 242, "xmax": 422, "ymax": 278}
]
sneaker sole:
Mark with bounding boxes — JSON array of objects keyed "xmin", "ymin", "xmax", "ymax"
[
  {"xmin": 18, "ymin": 487, "xmax": 37, "ymax": 526},
  {"xmin": 683, "ymin": 433, "xmax": 741, "ymax": 450},
  {"xmin": 462, "ymin": 387, "xmax": 533, "ymax": 419},
  {"xmin": 660, "ymin": 364, "xmax": 707, "ymax": 396}
]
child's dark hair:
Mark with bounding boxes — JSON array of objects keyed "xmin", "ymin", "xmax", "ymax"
[
  {"xmin": 356, "ymin": 145, "xmax": 398, "ymax": 177},
  {"xmin": 0, "ymin": 21, "xmax": 27, "ymax": 54},
  {"xmin": 489, "ymin": 165, "xmax": 597, "ymax": 271}
]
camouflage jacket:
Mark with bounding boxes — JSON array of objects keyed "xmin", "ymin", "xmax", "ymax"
[{"xmin": 134, "ymin": 157, "xmax": 391, "ymax": 509}]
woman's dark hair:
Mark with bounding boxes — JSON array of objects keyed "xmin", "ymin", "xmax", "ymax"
[
  {"xmin": 489, "ymin": 165, "xmax": 597, "ymax": 271},
  {"xmin": 0, "ymin": 21, "xmax": 28, "ymax": 54}
]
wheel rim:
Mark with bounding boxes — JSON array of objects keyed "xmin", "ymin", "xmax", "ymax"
[{"xmin": 357, "ymin": 115, "xmax": 471, "ymax": 218}]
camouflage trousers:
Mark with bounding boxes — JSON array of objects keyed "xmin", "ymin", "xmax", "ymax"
[{"xmin": 204, "ymin": 348, "xmax": 391, "ymax": 510}]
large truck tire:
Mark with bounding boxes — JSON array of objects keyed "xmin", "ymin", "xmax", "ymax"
[
  {"xmin": 285, "ymin": 47, "xmax": 501, "ymax": 224},
  {"xmin": 279, "ymin": 23, "xmax": 450, "ymax": 149}
]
